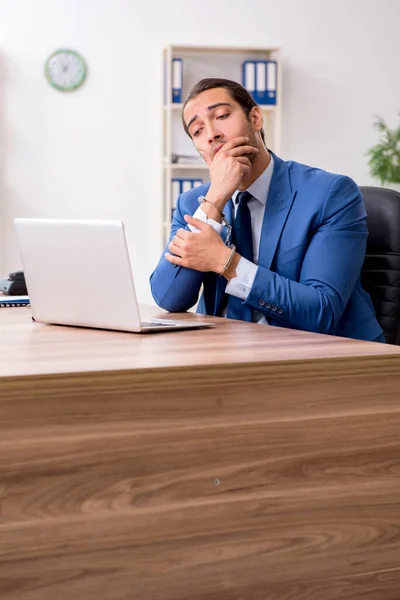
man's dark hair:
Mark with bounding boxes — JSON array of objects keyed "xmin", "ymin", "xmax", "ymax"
[{"xmin": 182, "ymin": 77, "xmax": 266, "ymax": 145}]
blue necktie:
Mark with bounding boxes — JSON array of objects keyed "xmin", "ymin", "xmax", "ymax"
[{"xmin": 227, "ymin": 191, "xmax": 254, "ymax": 321}]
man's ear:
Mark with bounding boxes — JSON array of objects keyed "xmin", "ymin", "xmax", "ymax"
[{"xmin": 250, "ymin": 106, "xmax": 263, "ymax": 132}]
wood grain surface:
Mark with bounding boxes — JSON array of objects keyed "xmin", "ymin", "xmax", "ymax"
[
  {"xmin": 1, "ymin": 307, "xmax": 400, "ymax": 599},
  {"xmin": 1, "ymin": 305, "xmax": 399, "ymax": 377}
]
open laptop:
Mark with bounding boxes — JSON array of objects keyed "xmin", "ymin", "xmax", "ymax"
[{"xmin": 13, "ymin": 218, "xmax": 214, "ymax": 333}]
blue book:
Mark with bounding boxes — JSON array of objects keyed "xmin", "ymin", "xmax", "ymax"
[
  {"xmin": 172, "ymin": 178, "xmax": 181, "ymax": 199},
  {"xmin": 172, "ymin": 58, "xmax": 183, "ymax": 103},
  {"xmin": 256, "ymin": 60, "xmax": 277, "ymax": 105},
  {"xmin": 242, "ymin": 60, "xmax": 256, "ymax": 100},
  {"xmin": 243, "ymin": 60, "xmax": 277, "ymax": 105},
  {"xmin": 172, "ymin": 178, "xmax": 204, "ymax": 197},
  {"xmin": 0, "ymin": 295, "xmax": 30, "ymax": 307},
  {"xmin": 192, "ymin": 179, "xmax": 203, "ymax": 189},
  {"xmin": 171, "ymin": 179, "xmax": 203, "ymax": 220}
]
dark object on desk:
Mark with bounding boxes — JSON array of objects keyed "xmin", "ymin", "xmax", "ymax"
[
  {"xmin": 0, "ymin": 271, "xmax": 28, "ymax": 296},
  {"xmin": 360, "ymin": 186, "xmax": 400, "ymax": 345}
]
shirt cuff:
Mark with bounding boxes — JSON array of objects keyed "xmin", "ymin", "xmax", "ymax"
[
  {"xmin": 188, "ymin": 207, "xmax": 225, "ymax": 234},
  {"xmin": 225, "ymin": 257, "xmax": 258, "ymax": 300}
]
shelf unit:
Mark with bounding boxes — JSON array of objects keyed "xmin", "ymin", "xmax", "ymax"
[{"xmin": 162, "ymin": 44, "xmax": 281, "ymax": 244}]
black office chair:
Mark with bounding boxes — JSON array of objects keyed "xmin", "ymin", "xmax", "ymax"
[{"xmin": 360, "ymin": 186, "xmax": 400, "ymax": 345}]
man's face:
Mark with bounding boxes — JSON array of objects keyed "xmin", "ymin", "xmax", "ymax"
[{"xmin": 183, "ymin": 87, "xmax": 260, "ymax": 164}]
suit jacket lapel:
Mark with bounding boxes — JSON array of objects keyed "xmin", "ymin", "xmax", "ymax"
[
  {"xmin": 208, "ymin": 153, "xmax": 296, "ymax": 314},
  {"xmin": 258, "ymin": 151, "xmax": 297, "ymax": 270}
]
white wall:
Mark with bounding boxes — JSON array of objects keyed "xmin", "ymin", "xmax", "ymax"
[{"xmin": 1, "ymin": 0, "xmax": 399, "ymax": 303}]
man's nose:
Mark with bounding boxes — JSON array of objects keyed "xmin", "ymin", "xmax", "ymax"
[{"xmin": 207, "ymin": 125, "xmax": 222, "ymax": 145}]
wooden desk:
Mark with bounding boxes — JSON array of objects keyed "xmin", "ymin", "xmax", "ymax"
[{"xmin": 1, "ymin": 307, "xmax": 400, "ymax": 600}]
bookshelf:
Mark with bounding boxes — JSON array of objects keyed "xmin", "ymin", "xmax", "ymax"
[{"xmin": 162, "ymin": 44, "xmax": 281, "ymax": 244}]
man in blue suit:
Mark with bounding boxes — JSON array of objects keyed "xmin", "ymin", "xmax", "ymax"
[{"xmin": 150, "ymin": 78, "xmax": 384, "ymax": 342}]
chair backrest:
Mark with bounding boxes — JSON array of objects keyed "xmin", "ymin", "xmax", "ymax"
[{"xmin": 360, "ymin": 186, "xmax": 400, "ymax": 345}]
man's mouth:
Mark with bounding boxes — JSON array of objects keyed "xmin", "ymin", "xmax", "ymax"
[{"xmin": 211, "ymin": 144, "xmax": 223, "ymax": 159}]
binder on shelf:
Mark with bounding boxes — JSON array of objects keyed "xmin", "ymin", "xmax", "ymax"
[
  {"xmin": 242, "ymin": 59, "xmax": 277, "ymax": 105},
  {"xmin": 171, "ymin": 178, "xmax": 204, "ymax": 219},
  {"xmin": 265, "ymin": 60, "xmax": 277, "ymax": 105},
  {"xmin": 172, "ymin": 179, "xmax": 181, "ymax": 204},
  {"xmin": 172, "ymin": 58, "xmax": 183, "ymax": 103},
  {"xmin": 182, "ymin": 179, "xmax": 192, "ymax": 194},
  {"xmin": 255, "ymin": 61, "xmax": 267, "ymax": 104},
  {"xmin": 0, "ymin": 295, "xmax": 30, "ymax": 307},
  {"xmin": 242, "ymin": 60, "xmax": 256, "ymax": 96},
  {"xmin": 171, "ymin": 178, "xmax": 204, "ymax": 197}
]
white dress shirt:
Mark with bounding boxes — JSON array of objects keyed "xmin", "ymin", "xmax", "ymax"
[{"xmin": 189, "ymin": 155, "xmax": 274, "ymax": 324}]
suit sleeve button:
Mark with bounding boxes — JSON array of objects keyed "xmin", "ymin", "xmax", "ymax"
[
  {"xmin": 277, "ymin": 308, "xmax": 284, "ymax": 314},
  {"xmin": 258, "ymin": 299, "xmax": 265, "ymax": 307},
  {"xmin": 271, "ymin": 305, "xmax": 278, "ymax": 311},
  {"xmin": 265, "ymin": 302, "xmax": 271, "ymax": 309}
]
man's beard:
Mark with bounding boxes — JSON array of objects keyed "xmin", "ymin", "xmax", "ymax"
[{"xmin": 245, "ymin": 125, "xmax": 259, "ymax": 163}]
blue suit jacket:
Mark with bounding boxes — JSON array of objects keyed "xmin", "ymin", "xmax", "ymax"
[{"xmin": 150, "ymin": 151, "xmax": 383, "ymax": 341}]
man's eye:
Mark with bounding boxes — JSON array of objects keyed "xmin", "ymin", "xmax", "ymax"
[
  {"xmin": 193, "ymin": 128, "xmax": 202, "ymax": 137},
  {"xmin": 217, "ymin": 113, "xmax": 229, "ymax": 120}
]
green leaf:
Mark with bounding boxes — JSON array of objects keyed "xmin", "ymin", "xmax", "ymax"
[{"xmin": 366, "ymin": 114, "xmax": 400, "ymax": 184}]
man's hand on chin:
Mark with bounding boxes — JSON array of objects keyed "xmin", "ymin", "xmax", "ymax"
[{"xmin": 165, "ymin": 216, "xmax": 232, "ymax": 274}]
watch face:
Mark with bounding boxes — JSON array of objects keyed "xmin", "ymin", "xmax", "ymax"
[{"xmin": 45, "ymin": 49, "xmax": 87, "ymax": 91}]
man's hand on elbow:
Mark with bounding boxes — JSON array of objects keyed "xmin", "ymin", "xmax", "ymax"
[{"xmin": 165, "ymin": 215, "xmax": 231, "ymax": 274}]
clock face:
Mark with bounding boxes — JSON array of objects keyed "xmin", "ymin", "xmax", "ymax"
[{"xmin": 45, "ymin": 49, "xmax": 87, "ymax": 92}]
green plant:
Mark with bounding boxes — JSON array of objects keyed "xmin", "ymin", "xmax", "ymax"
[{"xmin": 366, "ymin": 115, "xmax": 400, "ymax": 185}]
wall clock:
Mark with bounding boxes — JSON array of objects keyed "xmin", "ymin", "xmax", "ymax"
[{"xmin": 45, "ymin": 49, "xmax": 87, "ymax": 92}]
